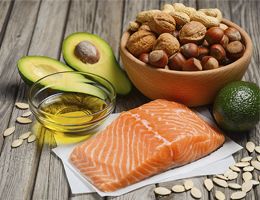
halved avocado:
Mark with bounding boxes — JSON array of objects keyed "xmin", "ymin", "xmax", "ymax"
[
  {"xmin": 17, "ymin": 56, "xmax": 107, "ymax": 100},
  {"xmin": 62, "ymin": 32, "xmax": 132, "ymax": 95}
]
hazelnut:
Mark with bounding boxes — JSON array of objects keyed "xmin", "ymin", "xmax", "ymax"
[
  {"xmin": 198, "ymin": 46, "xmax": 209, "ymax": 59},
  {"xmin": 153, "ymin": 33, "xmax": 180, "ymax": 56},
  {"xmin": 183, "ymin": 58, "xmax": 202, "ymax": 71},
  {"xmin": 205, "ymin": 27, "xmax": 224, "ymax": 45},
  {"xmin": 219, "ymin": 23, "xmax": 228, "ymax": 30},
  {"xmin": 226, "ymin": 41, "xmax": 245, "ymax": 59},
  {"xmin": 74, "ymin": 41, "xmax": 100, "ymax": 64},
  {"xmin": 224, "ymin": 27, "xmax": 241, "ymax": 41},
  {"xmin": 148, "ymin": 50, "xmax": 168, "ymax": 68},
  {"xmin": 201, "ymin": 56, "xmax": 219, "ymax": 70},
  {"xmin": 126, "ymin": 30, "xmax": 156, "ymax": 57},
  {"xmin": 179, "ymin": 21, "xmax": 207, "ymax": 44},
  {"xmin": 168, "ymin": 52, "xmax": 186, "ymax": 71},
  {"xmin": 219, "ymin": 35, "xmax": 229, "ymax": 48},
  {"xmin": 210, "ymin": 44, "xmax": 226, "ymax": 61},
  {"xmin": 138, "ymin": 53, "xmax": 149, "ymax": 64},
  {"xmin": 148, "ymin": 12, "xmax": 176, "ymax": 34},
  {"xmin": 180, "ymin": 43, "xmax": 199, "ymax": 58}
]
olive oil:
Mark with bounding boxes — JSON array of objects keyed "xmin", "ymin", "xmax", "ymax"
[{"xmin": 38, "ymin": 93, "xmax": 108, "ymax": 132}]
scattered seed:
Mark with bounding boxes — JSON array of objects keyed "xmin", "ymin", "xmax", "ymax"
[
  {"xmin": 216, "ymin": 174, "xmax": 228, "ymax": 180},
  {"xmin": 257, "ymin": 156, "xmax": 260, "ymax": 162},
  {"xmin": 184, "ymin": 180, "xmax": 193, "ymax": 190},
  {"xmin": 190, "ymin": 187, "xmax": 202, "ymax": 199},
  {"xmin": 246, "ymin": 141, "xmax": 255, "ymax": 153},
  {"xmin": 22, "ymin": 111, "xmax": 32, "ymax": 117},
  {"xmin": 204, "ymin": 179, "xmax": 213, "ymax": 191},
  {"xmin": 255, "ymin": 146, "xmax": 260, "ymax": 154},
  {"xmin": 251, "ymin": 160, "xmax": 260, "ymax": 170},
  {"xmin": 154, "ymin": 187, "xmax": 171, "ymax": 196},
  {"xmin": 19, "ymin": 131, "xmax": 31, "ymax": 140},
  {"xmin": 3, "ymin": 126, "xmax": 15, "ymax": 137},
  {"xmin": 229, "ymin": 165, "xmax": 241, "ymax": 172},
  {"xmin": 242, "ymin": 172, "xmax": 252, "ymax": 182},
  {"xmin": 171, "ymin": 185, "xmax": 185, "ymax": 193},
  {"xmin": 213, "ymin": 178, "xmax": 228, "ymax": 188},
  {"xmin": 250, "ymin": 180, "xmax": 259, "ymax": 186},
  {"xmin": 241, "ymin": 156, "xmax": 253, "ymax": 162},
  {"xmin": 228, "ymin": 183, "xmax": 241, "ymax": 190},
  {"xmin": 227, "ymin": 171, "xmax": 238, "ymax": 180},
  {"xmin": 224, "ymin": 169, "xmax": 233, "ymax": 177},
  {"xmin": 16, "ymin": 117, "xmax": 32, "ymax": 124},
  {"xmin": 15, "ymin": 102, "xmax": 29, "ymax": 109},
  {"xmin": 215, "ymin": 190, "xmax": 225, "ymax": 200},
  {"xmin": 28, "ymin": 134, "xmax": 36, "ymax": 143},
  {"xmin": 11, "ymin": 139, "xmax": 23, "ymax": 148},
  {"xmin": 235, "ymin": 162, "xmax": 250, "ymax": 168},
  {"xmin": 243, "ymin": 166, "xmax": 254, "ymax": 172},
  {"xmin": 231, "ymin": 191, "xmax": 246, "ymax": 199},
  {"xmin": 241, "ymin": 181, "xmax": 253, "ymax": 193}
]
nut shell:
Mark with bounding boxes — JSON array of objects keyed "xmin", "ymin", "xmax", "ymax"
[
  {"xmin": 201, "ymin": 56, "xmax": 219, "ymax": 70},
  {"xmin": 153, "ymin": 33, "xmax": 180, "ymax": 56},
  {"xmin": 179, "ymin": 21, "xmax": 206, "ymax": 44},
  {"xmin": 183, "ymin": 58, "xmax": 202, "ymax": 71},
  {"xmin": 180, "ymin": 43, "xmax": 199, "ymax": 58},
  {"xmin": 226, "ymin": 41, "xmax": 245, "ymax": 59},
  {"xmin": 126, "ymin": 30, "xmax": 156, "ymax": 57},
  {"xmin": 224, "ymin": 27, "xmax": 241, "ymax": 41},
  {"xmin": 148, "ymin": 50, "xmax": 168, "ymax": 68},
  {"xmin": 168, "ymin": 53, "xmax": 186, "ymax": 71},
  {"xmin": 148, "ymin": 12, "xmax": 176, "ymax": 34},
  {"xmin": 210, "ymin": 44, "xmax": 226, "ymax": 61},
  {"xmin": 205, "ymin": 27, "xmax": 224, "ymax": 45}
]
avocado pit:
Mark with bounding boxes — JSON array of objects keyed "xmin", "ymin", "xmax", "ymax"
[{"xmin": 74, "ymin": 41, "xmax": 100, "ymax": 64}]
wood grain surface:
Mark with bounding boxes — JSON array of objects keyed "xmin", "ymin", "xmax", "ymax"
[{"xmin": 0, "ymin": 0, "xmax": 259, "ymax": 200}]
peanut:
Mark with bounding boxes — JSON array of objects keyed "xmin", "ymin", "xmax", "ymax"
[
  {"xmin": 128, "ymin": 21, "xmax": 140, "ymax": 32},
  {"xmin": 136, "ymin": 10, "xmax": 161, "ymax": 23},
  {"xmin": 199, "ymin": 8, "xmax": 222, "ymax": 22},
  {"xmin": 170, "ymin": 11, "xmax": 190, "ymax": 26},
  {"xmin": 172, "ymin": 3, "xmax": 196, "ymax": 17},
  {"xmin": 162, "ymin": 4, "xmax": 175, "ymax": 14},
  {"xmin": 190, "ymin": 11, "xmax": 220, "ymax": 28}
]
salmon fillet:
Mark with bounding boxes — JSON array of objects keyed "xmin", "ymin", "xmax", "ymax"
[{"xmin": 70, "ymin": 99, "xmax": 225, "ymax": 192}]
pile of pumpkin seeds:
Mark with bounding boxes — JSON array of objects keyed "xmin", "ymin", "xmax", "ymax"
[
  {"xmin": 2, "ymin": 102, "xmax": 36, "ymax": 148},
  {"xmin": 154, "ymin": 141, "xmax": 260, "ymax": 199}
]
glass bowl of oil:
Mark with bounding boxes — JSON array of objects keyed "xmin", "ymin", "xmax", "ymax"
[{"xmin": 28, "ymin": 71, "xmax": 116, "ymax": 133}]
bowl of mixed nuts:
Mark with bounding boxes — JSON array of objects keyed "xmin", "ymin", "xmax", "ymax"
[{"xmin": 120, "ymin": 3, "xmax": 253, "ymax": 107}]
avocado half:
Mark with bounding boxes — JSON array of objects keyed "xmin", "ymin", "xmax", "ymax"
[
  {"xmin": 62, "ymin": 32, "xmax": 132, "ymax": 95},
  {"xmin": 17, "ymin": 56, "xmax": 107, "ymax": 100}
]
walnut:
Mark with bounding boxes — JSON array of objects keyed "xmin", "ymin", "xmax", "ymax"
[
  {"xmin": 126, "ymin": 30, "xmax": 157, "ymax": 57},
  {"xmin": 179, "ymin": 21, "xmax": 206, "ymax": 44},
  {"xmin": 153, "ymin": 33, "xmax": 180, "ymax": 56},
  {"xmin": 148, "ymin": 12, "xmax": 176, "ymax": 34}
]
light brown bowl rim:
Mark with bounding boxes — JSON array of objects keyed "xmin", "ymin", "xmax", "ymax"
[{"xmin": 120, "ymin": 18, "xmax": 253, "ymax": 76}]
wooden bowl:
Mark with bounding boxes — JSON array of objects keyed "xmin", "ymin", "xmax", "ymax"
[{"xmin": 120, "ymin": 19, "xmax": 253, "ymax": 107}]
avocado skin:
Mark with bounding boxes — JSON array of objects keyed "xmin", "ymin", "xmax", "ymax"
[{"xmin": 62, "ymin": 32, "xmax": 132, "ymax": 95}]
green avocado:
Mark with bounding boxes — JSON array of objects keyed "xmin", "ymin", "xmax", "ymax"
[
  {"xmin": 62, "ymin": 32, "xmax": 131, "ymax": 95},
  {"xmin": 17, "ymin": 56, "xmax": 107, "ymax": 100}
]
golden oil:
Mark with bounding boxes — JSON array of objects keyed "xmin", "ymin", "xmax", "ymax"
[{"xmin": 38, "ymin": 93, "xmax": 108, "ymax": 132}]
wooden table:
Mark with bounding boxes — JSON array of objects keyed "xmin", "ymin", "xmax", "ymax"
[{"xmin": 0, "ymin": 0, "xmax": 259, "ymax": 199}]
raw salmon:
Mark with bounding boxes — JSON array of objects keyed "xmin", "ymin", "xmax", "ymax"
[{"xmin": 70, "ymin": 99, "xmax": 225, "ymax": 192}]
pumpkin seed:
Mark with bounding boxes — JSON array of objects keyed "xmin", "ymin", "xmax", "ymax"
[
  {"xmin": 242, "ymin": 172, "xmax": 252, "ymax": 182},
  {"xmin": 28, "ymin": 134, "xmax": 36, "ymax": 143},
  {"xmin": 241, "ymin": 156, "xmax": 253, "ymax": 162},
  {"xmin": 255, "ymin": 146, "xmax": 260, "ymax": 154},
  {"xmin": 15, "ymin": 102, "xmax": 29, "ymax": 109},
  {"xmin": 16, "ymin": 117, "xmax": 32, "ymax": 124},
  {"xmin": 213, "ymin": 178, "xmax": 228, "ymax": 188},
  {"xmin": 154, "ymin": 187, "xmax": 171, "ymax": 196},
  {"xmin": 257, "ymin": 156, "xmax": 260, "ymax": 162},
  {"xmin": 231, "ymin": 191, "xmax": 246, "ymax": 199},
  {"xmin": 250, "ymin": 180, "xmax": 259, "ymax": 186},
  {"xmin": 171, "ymin": 185, "xmax": 185, "ymax": 193},
  {"xmin": 235, "ymin": 162, "xmax": 250, "ymax": 167},
  {"xmin": 224, "ymin": 169, "xmax": 233, "ymax": 177},
  {"xmin": 227, "ymin": 171, "xmax": 238, "ymax": 180},
  {"xmin": 241, "ymin": 181, "xmax": 253, "ymax": 193},
  {"xmin": 184, "ymin": 180, "xmax": 193, "ymax": 190},
  {"xmin": 204, "ymin": 179, "xmax": 213, "ymax": 191},
  {"xmin": 246, "ymin": 141, "xmax": 255, "ymax": 153},
  {"xmin": 251, "ymin": 160, "xmax": 260, "ymax": 170},
  {"xmin": 228, "ymin": 183, "xmax": 241, "ymax": 190},
  {"xmin": 3, "ymin": 126, "xmax": 15, "ymax": 137},
  {"xmin": 190, "ymin": 187, "xmax": 202, "ymax": 199},
  {"xmin": 215, "ymin": 190, "xmax": 225, "ymax": 200},
  {"xmin": 19, "ymin": 131, "xmax": 31, "ymax": 140},
  {"xmin": 22, "ymin": 111, "xmax": 32, "ymax": 117},
  {"xmin": 216, "ymin": 174, "xmax": 228, "ymax": 180},
  {"xmin": 243, "ymin": 166, "xmax": 254, "ymax": 172},
  {"xmin": 229, "ymin": 165, "xmax": 241, "ymax": 172},
  {"xmin": 11, "ymin": 139, "xmax": 23, "ymax": 148}
]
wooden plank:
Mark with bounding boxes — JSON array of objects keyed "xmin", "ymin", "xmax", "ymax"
[{"xmin": 0, "ymin": 1, "xmax": 42, "ymax": 199}]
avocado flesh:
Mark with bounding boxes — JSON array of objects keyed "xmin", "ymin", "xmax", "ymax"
[
  {"xmin": 17, "ymin": 56, "xmax": 107, "ymax": 100},
  {"xmin": 62, "ymin": 32, "xmax": 131, "ymax": 95}
]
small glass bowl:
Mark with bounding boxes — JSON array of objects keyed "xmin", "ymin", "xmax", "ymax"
[{"xmin": 28, "ymin": 71, "xmax": 116, "ymax": 133}]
